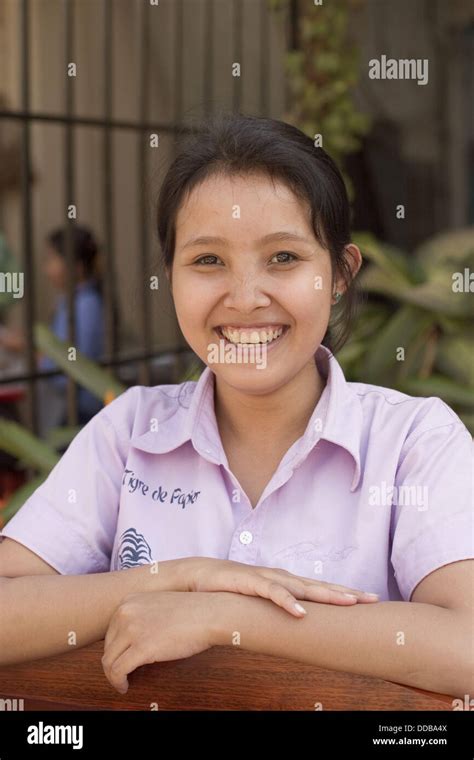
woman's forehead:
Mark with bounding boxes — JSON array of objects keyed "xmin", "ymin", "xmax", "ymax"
[{"xmin": 175, "ymin": 172, "xmax": 312, "ymax": 239}]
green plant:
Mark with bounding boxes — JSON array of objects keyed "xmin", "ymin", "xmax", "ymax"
[
  {"xmin": 0, "ymin": 325, "xmax": 127, "ymax": 525},
  {"xmin": 35, "ymin": 324, "xmax": 126, "ymax": 402},
  {"xmin": 337, "ymin": 228, "xmax": 474, "ymax": 432},
  {"xmin": 268, "ymin": 0, "xmax": 371, "ymax": 189}
]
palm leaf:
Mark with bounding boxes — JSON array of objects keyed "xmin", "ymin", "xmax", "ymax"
[
  {"xmin": 0, "ymin": 419, "xmax": 60, "ymax": 471},
  {"xmin": 362, "ymin": 305, "xmax": 432, "ymax": 382},
  {"xmin": 397, "ymin": 375, "xmax": 474, "ymax": 407},
  {"xmin": 0, "ymin": 475, "xmax": 48, "ymax": 526},
  {"xmin": 35, "ymin": 324, "xmax": 126, "ymax": 401}
]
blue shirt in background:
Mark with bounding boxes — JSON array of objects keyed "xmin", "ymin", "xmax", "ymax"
[{"xmin": 38, "ymin": 280, "xmax": 105, "ymax": 422}]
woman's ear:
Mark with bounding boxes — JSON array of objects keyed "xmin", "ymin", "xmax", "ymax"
[
  {"xmin": 345, "ymin": 243, "xmax": 362, "ymax": 280},
  {"xmin": 332, "ymin": 244, "xmax": 362, "ymax": 302}
]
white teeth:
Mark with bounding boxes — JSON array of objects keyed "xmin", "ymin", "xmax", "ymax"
[{"xmin": 220, "ymin": 326, "xmax": 284, "ymax": 345}]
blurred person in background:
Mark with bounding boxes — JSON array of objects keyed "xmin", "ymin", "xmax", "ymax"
[{"xmin": 0, "ymin": 224, "xmax": 105, "ymax": 427}]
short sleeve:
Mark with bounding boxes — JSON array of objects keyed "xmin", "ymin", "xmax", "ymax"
[
  {"xmin": 391, "ymin": 412, "xmax": 474, "ymax": 602},
  {"xmin": 0, "ymin": 392, "xmax": 134, "ymax": 574}
]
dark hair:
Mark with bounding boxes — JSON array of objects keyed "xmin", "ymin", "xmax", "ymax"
[
  {"xmin": 47, "ymin": 224, "xmax": 100, "ymax": 283},
  {"xmin": 156, "ymin": 112, "xmax": 359, "ymax": 353}
]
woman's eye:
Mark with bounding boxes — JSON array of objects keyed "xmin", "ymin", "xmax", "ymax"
[
  {"xmin": 194, "ymin": 254, "xmax": 221, "ymax": 266},
  {"xmin": 270, "ymin": 251, "xmax": 298, "ymax": 264}
]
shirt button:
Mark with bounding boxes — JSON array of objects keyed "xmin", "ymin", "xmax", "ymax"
[{"xmin": 239, "ymin": 530, "xmax": 253, "ymax": 545}]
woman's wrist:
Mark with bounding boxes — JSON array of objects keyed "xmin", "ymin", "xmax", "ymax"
[
  {"xmin": 144, "ymin": 556, "xmax": 198, "ymax": 593},
  {"xmin": 204, "ymin": 591, "xmax": 244, "ymax": 647}
]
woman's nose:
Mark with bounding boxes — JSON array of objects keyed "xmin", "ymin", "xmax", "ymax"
[{"xmin": 222, "ymin": 273, "xmax": 272, "ymax": 311}]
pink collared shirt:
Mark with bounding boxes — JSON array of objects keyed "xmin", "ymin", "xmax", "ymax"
[{"xmin": 1, "ymin": 346, "xmax": 472, "ymax": 601}]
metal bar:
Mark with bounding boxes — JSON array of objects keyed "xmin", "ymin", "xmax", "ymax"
[
  {"xmin": 0, "ymin": 0, "xmax": 225, "ymax": 428},
  {"xmin": 102, "ymin": 0, "xmax": 118, "ymax": 366},
  {"xmin": 203, "ymin": 0, "xmax": 214, "ymax": 115},
  {"xmin": 19, "ymin": 0, "xmax": 38, "ymax": 434},
  {"xmin": 0, "ymin": 346, "xmax": 195, "ymax": 386},
  {"xmin": 171, "ymin": 0, "xmax": 183, "ymax": 162},
  {"xmin": 64, "ymin": 0, "xmax": 78, "ymax": 426},
  {"xmin": 0, "ymin": 110, "xmax": 193, "ymax": 133},
  {"xmin": 289, "ymin": 0, "xmax": 299, "ymax": 51},
  {"xmin": 260, "ymin": 0, "xmax": 269, "ymax": 115},
  {"xmin": 167, "ymin": 0, "xmax": 186, "ymax": 365},
  {"xmin": 137, "ymin": 0, "xmax": 151, "ymax": 386},
  {"xmin": 233, "ymin": 0, "xmax": 242, "ymax": 111}
]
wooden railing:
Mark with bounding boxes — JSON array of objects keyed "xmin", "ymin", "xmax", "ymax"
[{"xmin": 0, "ymin": 641, "xmax": 454, "ymax": 710}]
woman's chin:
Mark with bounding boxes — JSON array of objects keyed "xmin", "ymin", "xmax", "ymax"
[{"xmin": 211, "ymin": 361, "xmax": 294, "ymax": 395}]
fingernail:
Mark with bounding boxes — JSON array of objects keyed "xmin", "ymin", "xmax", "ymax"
[
  {"xmin": 294, "ymin": 602, "xmax": 307, "ymax": 614},
  {"xmin": 343, "ymin": 593, "xmax": 358, "ymax": 600},
  {"xmin": 364, "ymin": 592, "xmax": 379, "ymax": 599}
]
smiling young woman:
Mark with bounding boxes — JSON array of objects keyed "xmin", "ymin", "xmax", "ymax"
[{"xmin": 0, "ymin": 113, "xmax": 472, "ymax": 699}]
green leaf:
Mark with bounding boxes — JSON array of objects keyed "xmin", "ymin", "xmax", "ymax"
[
  {"xmin": 0, "ymin": 475, "xmax": 47, "ymax": 525},
  {"xmin": 45, "ymin": 425, "xmax": 84, "ymax": 451},
  {"xmin": 414, "ymin": 228, "xmax": 474, "ymax": 270},
  {"xmin": 458, "ymin": 413, "xmax": 474, "ymax": 435},
  {"xmin": 362, "ymin": 306, "xmax": 433, "ymax": 382},
  {"xmin": 397, "ymin": 376, "xmax": 474, "ymax": 407},
  {"xmin": 436, "ymin": 336, "xmax": 474, "ymax": 387},
  {"xmin": 400, "ymin": 279, "xmax": 472, "ymax": 318},
  {"xmin": 359, "ymin": 267, "xmax": 412, "ymax": 300},
  {"xmin": 336, "ymin": 341, "xmax": 366, "ymax": 370},
  {"xmin": 35, "ymin": 324, "xmax": 126, "ymax": 401},
  {"xmin": 360, "ymin": 268, "xmax": 472, "ymax": 317},
  {"xmin": 0, "ymin": 418, "xmax": 60, "ymax": 471},
  {"xmin": 352, "ymin": 233, "xmax": 416, "ymax": 285}
]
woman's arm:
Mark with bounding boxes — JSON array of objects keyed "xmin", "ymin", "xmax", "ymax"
[
  {"xmin": 100, "ymin": 562, "xmax": 473, "ymax": 698},
  {"xmin": 210, "ymin": 594, "xmax": 471, "ymax": 697},
  {"xmin": 210, "ymin": 563, "xmax": 473, "ymax": 698},
  {"xmin": 0, "ymin": 561, "xmax": 188, "ymax": 666},
  {"xmin": 0, "ymin": 552, "xmax": 378, "ymax": 668}
]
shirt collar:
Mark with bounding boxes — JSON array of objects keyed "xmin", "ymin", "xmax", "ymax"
[{"xmin": 130, "ymin": 344, "xmax": 362, "ymax": 491}]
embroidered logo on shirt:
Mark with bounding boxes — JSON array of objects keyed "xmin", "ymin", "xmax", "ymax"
[
  {"xmin": 114, "ymin": 527, "xmax": 153, "ymax": 570},
  {"xmin": 272, "ymin": 541, "xmax": 358, "ymax": 563}
]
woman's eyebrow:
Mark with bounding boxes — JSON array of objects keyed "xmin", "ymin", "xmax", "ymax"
[{"xmin": 181, "ymin": 231, "xmax": 313, "ymax": 250}]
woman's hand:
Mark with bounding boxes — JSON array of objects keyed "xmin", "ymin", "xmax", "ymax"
[
  {"xmin": 101, "ymin": 590, "xmax": 218, "ymax": 694},
  {"xmin": 181, "ymin": 557, "xmax": 379, "ymax": 617}
]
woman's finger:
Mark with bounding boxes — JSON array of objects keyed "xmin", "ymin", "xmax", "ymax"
[
  {"xmin": 324, "ymin": 582, "xmax": 379, "ymax": 601},
  {"xmin": 102, "ymin": 634, "xmax": 131, "ymax": 690},
  {"xmin": 258, "ymin": 568, "xmax": 378, "ymax": 601},
  {"xmin": 250, "ymin": 576, "xmax": 354, "ymax": 617},
  {"xmin": 259, "ymin": 568, "xmax": 379, "ymax": 603},
  {"xmin": 103, "ymin": 644, "xmax": 135, "ymax": 693},
  {"xmin": 254, "ymin": 577, "xmax": 309, "ymax": 616}
]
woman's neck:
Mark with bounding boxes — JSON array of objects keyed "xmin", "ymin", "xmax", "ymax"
[{"xmin": 214, "ymin": 358, "xmax": 326, "ymax": 449}]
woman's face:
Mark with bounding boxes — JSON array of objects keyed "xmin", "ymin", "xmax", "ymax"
[
  {"xmin": 44, "ymin": 245, "xmax": 86, "ymax": 289},
  {"xmin": 171, "ymin": 172, "xmax": 351, "ymax": 396},
  {"xmin": 44, "ymin": 246, "xmax": 66, "ymax": 290}
]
